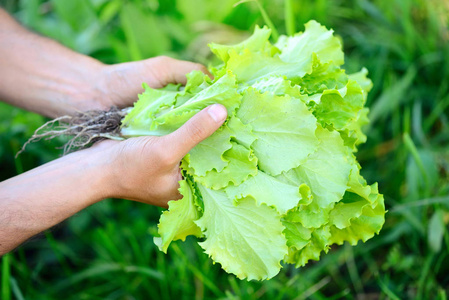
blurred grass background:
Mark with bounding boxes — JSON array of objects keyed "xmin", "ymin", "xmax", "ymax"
[{"xmin": 0, "ymin": 0, "xmax": 448, "ymax": 299}]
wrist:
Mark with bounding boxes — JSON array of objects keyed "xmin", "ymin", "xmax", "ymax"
[
  {"xmin": 81, "ymin": 140, "xmax": 124, "ymax": 202},
  {"xmin": 0, "ymin": 143, "xmax": 118, "ymax": 236}
]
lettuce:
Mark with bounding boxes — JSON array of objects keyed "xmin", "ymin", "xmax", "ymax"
[{"xmin": 122, "ymin": 20, "xmax": 385, "ymax": 280}]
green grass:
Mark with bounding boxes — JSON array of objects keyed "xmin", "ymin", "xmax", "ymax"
[
  {"xmin": 0, "ymin": 0, "xmax": 448, "ymax": 299},
  {"xmin": 2, "ymin": 253, "xmax": 11, "ymax": 300}
]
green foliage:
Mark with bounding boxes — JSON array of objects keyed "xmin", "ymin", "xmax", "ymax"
[
  {"xmin": 1, "ymin": 0, "xmax": 448, "ymax": 298},
  {"xmin": 122, "ymin": 22, "xmax": 384, "ymax": 280}
]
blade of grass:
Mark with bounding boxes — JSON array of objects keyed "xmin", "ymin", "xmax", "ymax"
[
  {"xmin": 390, "ymin": 196, "xmax": 449, "ymax": 213},
  {"xmin": 123, "ymin": 228, "xmax": 145, "ymax": 265},
  {"xmin": 53, "ymin": 262, "xmax": 164, "ymax": 291},
  {"xmin": 392, "ymin": 105, "xmax": 401, "ymax": 139},
  {"xmin": 10, "ymin": 140, "xmax": 23, "ymax": 174},
  {"xmin": 227, "ymin": 276, "xmax": 241, "ymax": 297},
  {"xmin": 234, "ymin": 0, "xmax": 279, "ymax": 40},
  {"xmin": 412, "ymin": 101, "xmax": 427, "ymax": 146},
  {"xmin": 345, "ymin": 243, "xmax": 364, "ymax": 294},
  {"xmin": 360, "ymin": 251, "xmax": 380, "ymax": 279},
  {"xmin": 170, "ymin": 243, "xmax": 223, "ymax": 297},
  {"xmin": 10, "ymin": 278, "xmax": 25, "ymax": 300},
  {"xmin": 368, "ymin": 66, "xmax": 416, "ymax": 125},
  {"xmin": 256, "ymin": 0, "xmax": 279, "ymax": 40},
  {"xmin": 403, "ymin": 105, "xmax": 411, "ymax": 134},
  {"xmin": 439, "ymin": 289, "xmax": 447, "ymax": 300},
  {"xmin": 43, "ymin": 231, "xmax": 71, "ymax": 276},
  {"xmin": 95, "ymin": 227, "xmax": 124, "ymax": 262},
  {"xmin": 428, "ymin": 209, "xmax": 445, "ymax": 253},
  {"xmin": 424, "ymin": 94, "xmax": 449, "ymax": 131},
  {"xmin": 1, "ymin": 254, "xmax": 11, "ymax": 300},
  {"xmin": 326, "ymin": 289, "xmax": 351, "ymax": 300},
  {"xmin": 445, "ymin": 231, "xmax": 449, "ymax": 253},
  {"xmin": 293, "ymin": 276, "xmax": 331, "ymax": 300},
  {"xmin": 417, "ymin": 254, "xmax": 435, "ymax": 299},
  {"xmin": 397, "ymin": 207, "xmax": 425, "ymax": 235},
  {"xmin": 284, "ymin": 0, "xmax": 295, "ymax": 36},
  {"xmin": 120, "ymin": 4, "xmax": 143, "ymax": 61},
  {"xmin": 194, "ymin": 276, "xmax": 205, "ymax": 300},
  {"xmin": 274, "ymin": 273, "xmax": 302, "ymax": 300},
  {"xmin": 156, "ymin": 250, "xmax": 170, "ymax": 300},
  {"xmin": 378, "ymin": 277, "xmax": 401, "ymax": 300},
  {"xmin": 403, "ymin": 132, "xmax": 430, "ymax": 193},
  {"xmin": 434, "ymin": 252, "xmax": 447, "ymax": 274}
]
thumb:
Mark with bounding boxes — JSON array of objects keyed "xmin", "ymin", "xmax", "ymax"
[
  {"xmin": 162, "ymin": 104, "xmax": 228, "ymax": 161},
  {"xmin": 150, "ymin": 56, "xmax": 212, "ymax": 87}
]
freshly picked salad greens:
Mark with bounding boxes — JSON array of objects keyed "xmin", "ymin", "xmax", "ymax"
[{"xmin": 121, "ymin": 20, "xmax": 385, "ymax": 281}]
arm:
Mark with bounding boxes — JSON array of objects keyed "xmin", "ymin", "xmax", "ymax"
[
  {"xmin": 0, "ymin": 9, "xmax": 208, "ymax": 118},
  {"xmin": 0, "ymin": 8, "xmax": 224, "ymax": 255},
  {"xmin": 0, "ymin": 104, "xmax": 227, "ymax": 255}
]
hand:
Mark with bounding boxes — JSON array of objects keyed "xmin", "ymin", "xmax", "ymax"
[
  {"xmin": 0, "ymin": 104, "xmax": 226, "ymax": 254},
  {"xmin": 99, "ymin": 104, "xmax": 227, "ymax": 207},
  {"xmin": 0, "ymin": 9, "xmax": 209, "ymax": 117},
  {"xmin": 99, "ymin": 56, "xmax": 211, "ymax": 110},
  {"xmin": 0, "ymin": 9, "xmax": 225, "ymax": 253}
]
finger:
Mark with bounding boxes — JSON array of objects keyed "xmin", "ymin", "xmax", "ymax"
[
  {"xmin": 154, "ymin": 56, "xmax": 212, "ymax": 86},
  {"xmin": 162, "ymin": 104, "xmax": 227, "ymax": 161}
]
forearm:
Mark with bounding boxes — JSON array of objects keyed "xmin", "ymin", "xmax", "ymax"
[
  {"xmin": 0, "ymin": 104, "xmax": 227, "ymax": 255},
  {"xmin": 0, "ymin": 146, "xmax": 114, "ymax": 255},
  {"xmin": 0, "ymin": 9, "xmax": 107, "ymax": 117}
]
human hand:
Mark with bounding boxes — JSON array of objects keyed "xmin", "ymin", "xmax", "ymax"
[
  {"xmin": 98, "ymin": 56, "xmax": 211, "ymax": 110},
  {"xmin": 0, "ymin": 10, "xmax": 208, "ymax": 117},
  {"xmin": 97, "ymin": 104, "xmax": 227, "ymax": 207},
  {"xmin": 0, "ymin": 104, "xmax": 226, "ymax": 254}
]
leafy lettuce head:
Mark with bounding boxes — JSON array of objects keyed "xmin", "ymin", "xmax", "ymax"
[{"xmin": 121, "ymin": 20, "xmax": 385, "ymax": 281}]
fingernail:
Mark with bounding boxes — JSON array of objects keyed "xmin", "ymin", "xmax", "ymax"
[{"xmin": 207, "ymin": 104, "xmax": 227, "ymax": 123}]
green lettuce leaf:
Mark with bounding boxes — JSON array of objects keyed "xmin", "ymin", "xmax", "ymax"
[
  {"xmin": 348, "ymin": 67, "xmax": 373, "ymax": 101},
  {"xmin": 120, "ymin": 84, "xmax": 179, "ymax": 137},
  {"xmin": 329, "ymin": 190, "xmax": 385, "ymax": 245},
  {"xmin": 276, "ymin": 20, "xmax": 344, "ymax": 67},
  {"xmin": 283, "ymin": 225, "xmax": 331, "ymax": 267},
  {"xmin": 312, "ymin": 80, "xmax": 365, "ymax": 131},
  {"xmin": 280, "ymin": 125, "xmax": 351, "ymax": 209},
  {"xmin": 209, "ymin": 25, "xmax": 274, "ymax": 63},
  {"xmin": 195, "ymin": 184, "xmax": 288, "ymax": 280},
  {"xmin": 226, "ymin": 169, "xmax": 301, "ymax": 214},
  {"xmin": 251, "ymin": 75, "xmax": 303, "ymax": 98},
  {"xmin": 339, "ymin": 107, "xmax": 370, "ymax": 149},
  {"xmin": 186, "ymin": 114, "xmax": 257, "ymax": 176},
  {"xmin": 297, "ymin": 54, "xmax": 348, "ymax": 95},
  {"xmin": 121, "ymin": 71, "xmax": 242, "ymax": 136},
  {"xmin": 283, "ymin": 203, "xmax": 332, "ymax": 229},
  {"xmin": 226, "ymin": 48, "xmax": 309, "ymax": 84},
  {"xmin": 154, "ymin": 179, "xmax": 203, "ymax": 253},
  {"xmin": 328, "ymin": 158, "xmax": 386, "ymax": 245},
  {"xmin": 223, "ymin": 21, "xmax": 345, "ymax": 85},
  {"xmin": 237, "ymin": 88, "xmax": 318, "ymax": 175},
  {"xmin": 189, "ymin": 142, "xmax": 258, "ymax": 190},
  {"xmin": 187, "ymin": 125, "xmax": 233, "ymax": 176},
  {"xmin": 119, "ymin": 19, "xmax": 384, "ymax": 281}
]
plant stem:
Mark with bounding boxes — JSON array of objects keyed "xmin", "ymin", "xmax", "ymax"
[
  {"xmin": 235, "ymin": 0, "xmax": 279, "ymax": 40},
  {"xmin": 256, "ymin": 1, "xmax": 279, "ymax": 40},
  {"xmin": 403, "ymin": 132, "xmax": 431, "ymax": 195},
  {"xmin": 285, "ymin": 0, "xmax": 295, "ymax": 36},
  {"xmin": 2, "ymin": 254, "xmax": 11, "ymax": 300}
]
